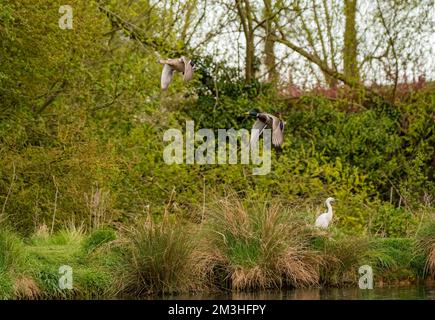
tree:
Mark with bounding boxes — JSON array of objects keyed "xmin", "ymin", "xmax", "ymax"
[
  {"xmin": 263, "ymin": 0, "xmax": 278, "ymax": 82},
  {"xmin": 235, "ymin": 0, "xmax": 256, "ymax": 83},
  {"xmin": 343, "ymin": 0, "xmax": 359, "ymax": 84}
]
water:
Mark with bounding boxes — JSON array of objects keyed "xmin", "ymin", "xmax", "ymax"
[{"xmin": 160, "ymin": 283, "xmax": 435, "ymax": 300}]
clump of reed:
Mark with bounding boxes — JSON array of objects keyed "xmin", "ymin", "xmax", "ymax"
[
  {"xmin": 415, "ymin": 216, "xmax": 435, "ymax": 278},
  {"xmin": 312, "ymin": 235, "xmax": 371, "ymax": 286},
  {"xmin": 198, "ymin": 194, "xmax": 322, "ymax": 291},
  {"xmin": 368, "ymin": 237, "xmax": 423, "ymax": 283},
  {"xmin": 118, "ymin": 214, "xmax": 200, "ymax": 296},
  {"xmin": 314, "ymin": 232, "xmax": 427, "ymax": 286}
]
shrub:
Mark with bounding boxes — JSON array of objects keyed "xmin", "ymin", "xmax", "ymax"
[{"xmin": 369, "ymin": 204, "xmax": 417, "ymax": 237}]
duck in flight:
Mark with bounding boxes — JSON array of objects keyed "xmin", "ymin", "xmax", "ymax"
[
  {"xmin": 159, "ymin": 56, "xmax": 195, "ymax": 90},
  {"xmin": 245, "ymin": 109, "xmax": 285, "ymax": 148}
]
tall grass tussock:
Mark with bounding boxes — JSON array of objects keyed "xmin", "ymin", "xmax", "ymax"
[
  {"xmin": 416, "ymin": 216, "xmax": 435, "ymax": 278},
  {"xmin": 118, "ymin": 214, "xmax": 200, "ymax": 296},
  {"xmin": 198, "ymin": 194, "xmax": 322, "ymax": 291}
]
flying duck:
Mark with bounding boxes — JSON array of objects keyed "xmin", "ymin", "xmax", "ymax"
[
  {"xmin": 159, "ymin": 56, "xmax": 195, "ymax": 90},
  {"xmin": 245, "ymin": 109, "xmax": 285, "ymax": 148}
]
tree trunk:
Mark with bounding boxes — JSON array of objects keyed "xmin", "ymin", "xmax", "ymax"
[
  {"xmin": 235, "ymin": 0, "xmax": 255, "ymax": 83},
  {"xmin": 343, "ymin": 0, "xmax": 359, "ymax": 85},
  {"xmin": 263, "ymin": 0, "xmax": 277, "ymax": 83},
  {"xmin": 246, "ymin": 32, "xmax": 255, "ymax": 83}
]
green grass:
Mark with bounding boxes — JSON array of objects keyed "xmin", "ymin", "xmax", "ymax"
[
  {"xmin": 368, "ymin": 238, "xmax": 423, "ymax": 282},
  {"xmin": 0, "ymin": 229, "xmax": 33, "ymax": 299},
  {"xmin": 82, "ymin": 228, "xmax": 117, "ymax": 254},
  {"xmin": 0, "ymin": 272, "xmax": 14, "ymax": 299},
  {"xmin": 311, "ymin": 234, "xmax": 429, "ymax": 286},
  {"xmin": 0, "ymin": 229, "xmax": 27, "ymax": 274},
  {"xmin": 0, "ymin": 226, "xmax": 118, "ymax": 299}
]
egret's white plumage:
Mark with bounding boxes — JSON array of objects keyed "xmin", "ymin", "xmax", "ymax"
[{"xmin": 315, "ymin": 197, "xmax": 336, "ymax": 229}]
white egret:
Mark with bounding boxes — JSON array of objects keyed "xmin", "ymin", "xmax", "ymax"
[{"xmin": 314, "ymin": 197, "xmax": 336, "ymax": 229}]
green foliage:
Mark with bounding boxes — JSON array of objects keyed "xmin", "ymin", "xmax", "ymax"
[
  {"xmin": 0, "ymin": 229, "xmax": 43, "ymax": 299},
  {"xmin": 0, "ymin": 271, "xmax": 14, "ymax": 299},
  {"xmin": 73, "ymin": 268, "xmax": 113, "ymax": 299},
  {"xmin": 368, "ymin": 238, "xmax": 426, "ymax": 281},
  {"xmin": 0, "ymin": 223, "xmax": 431, "ymax": 298},
  {"xmin": 0, "ymin": 229, "xmax": 28, "ymax": 299},
  {"xmin": 370, "ymin": 204, "xmax": 417, "ymax": 237},
  {"xmin": 313, "ymin": 235, "xmax": 425, "ymax": 286},
  {"xmin": 415, "ymin": 216, "xmax": 435, "ymax": 277},
  {"xmin": 369, "ymin": 238, "xmax": 414, "ymax": 268},
  {"xmin": 0, "ymin": 1, "xmax": 433, "ymax": 236},
  {"xmin": 26, "ymin": 227, "xmax": 115, "ymax": 299},
  {"xmin": 0, "ymin": 0, "xmax": 433, "ymax": 298}
]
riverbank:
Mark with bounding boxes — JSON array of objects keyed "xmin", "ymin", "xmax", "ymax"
[{"xmin": 1, "ymin": 199, "xmax": 433, "ymax": 299}]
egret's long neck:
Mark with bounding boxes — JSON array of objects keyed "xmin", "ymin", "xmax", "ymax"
[{"xmin": 326, "ymin": 201, "xmax": 333, "ymax": 219}]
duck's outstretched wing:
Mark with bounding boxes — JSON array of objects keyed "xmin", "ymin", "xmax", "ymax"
[
  {"xmin": 271, "ymin": 116, "xmax": 285, "ymax": 147},
  {"xmin": 250, "ymin": 119, "xmax": 268, "ymax": 147},
  {"xmin": 161, "ymin": 64, "xmax": 175, "ymax": 90},
  {"xmin": 159, "ymin": 58, "xmax": 179, "ymax": 67},
  {"xmin": 183, "ymin": 57, "xmax": 194, "ymax": 82}
]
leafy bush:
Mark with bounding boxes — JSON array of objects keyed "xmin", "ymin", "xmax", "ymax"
[{"xmin": 369, "ymin": 205, "xmax": 417, "ymax": 237}]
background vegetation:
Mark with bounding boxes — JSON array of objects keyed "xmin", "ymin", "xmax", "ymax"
[{"xmin": 0, "ymin": 0, "xmax": 433, "ymax": 298}]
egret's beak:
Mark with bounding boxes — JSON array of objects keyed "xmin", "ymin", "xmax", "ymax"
[{"xmin": 244, "ymin": 112, "xmax": 250, "ymax": 116}]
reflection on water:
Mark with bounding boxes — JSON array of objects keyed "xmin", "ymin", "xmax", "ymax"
[{"xmin": 159, "ymin": 283, "xmax": 435, "ymax": 300}]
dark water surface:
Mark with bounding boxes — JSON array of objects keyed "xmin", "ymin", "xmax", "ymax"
[{"xmin": 158, "ymin": 284, "xmax": 435, "ymax": 300}]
